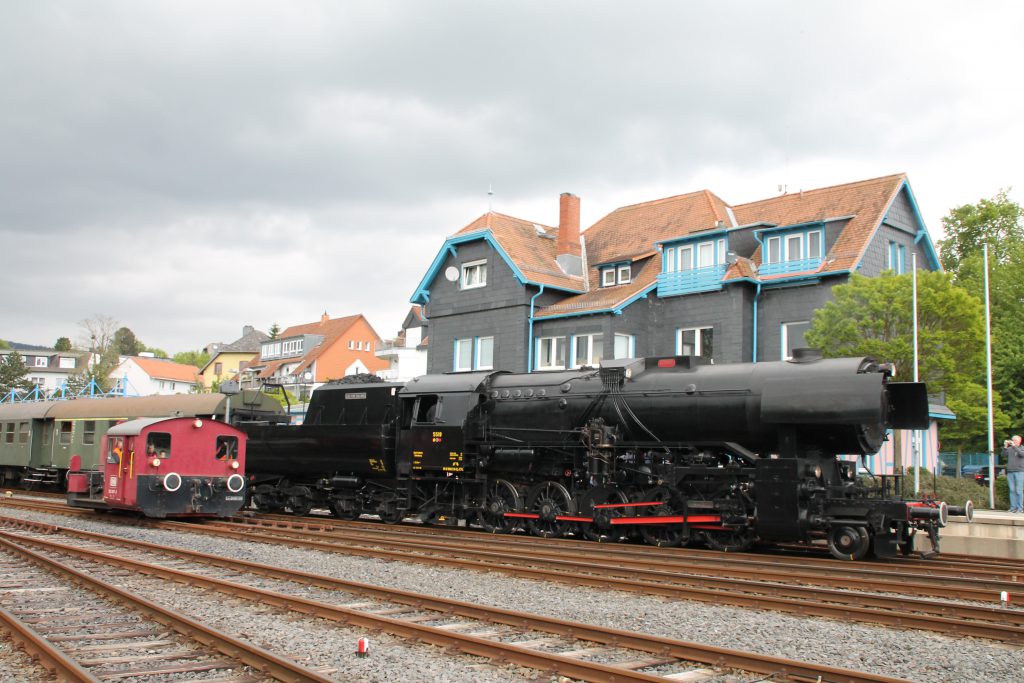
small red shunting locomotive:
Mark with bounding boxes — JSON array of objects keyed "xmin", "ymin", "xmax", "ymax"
[{"xmin": 67, "ymin": 416, "xmax": 247, "ymax": 518}]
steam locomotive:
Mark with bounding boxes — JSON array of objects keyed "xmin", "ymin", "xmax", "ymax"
[{"xmin": 242, "ymin": 353, "xmax": 972, "ymax": 560}]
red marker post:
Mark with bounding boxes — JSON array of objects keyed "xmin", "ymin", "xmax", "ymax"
[{"xmin": 357, "ymin": 637, "xmax": 370, "ymax": 657}]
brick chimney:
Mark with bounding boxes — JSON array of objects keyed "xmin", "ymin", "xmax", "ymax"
[
  {"xmin": 320, "ymin": 311, "xmax": 329, "ymax": 324},
  {"xmin": 557, "ymin": 192, "xmax": 581, "ymax": 257}
]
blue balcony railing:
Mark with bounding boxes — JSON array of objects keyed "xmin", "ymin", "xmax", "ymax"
[
  {"xmin": 657, "ymin": 264, "xmax": 727, "ymax": 297},
  {"xmin": 758, "ymin": 257, "xmax": 822, "ymax": 277}
]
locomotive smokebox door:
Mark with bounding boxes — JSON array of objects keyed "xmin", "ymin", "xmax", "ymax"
[{"xmin": 754, "ymin": 459, "xmax": 804, "ymax": 541}]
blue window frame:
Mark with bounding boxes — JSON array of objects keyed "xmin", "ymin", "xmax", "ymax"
[
  {"xmin": 888, "ymin": 241, "xmax": 906, "ymax": 274},
  {"xmin": 759, "ymin": 225, "xmax": 824, "ymax": 276},
  {"xmin": 657, "ymin": 236, "xmax": 728, "ymax": 297}
]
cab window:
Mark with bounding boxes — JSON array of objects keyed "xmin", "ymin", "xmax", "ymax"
[
  {"xmin": 146, "ymin": 432, "xmax": 172, "ymax": 459},
  {"xmin": 107, "ymin": 436, "xmax": 125, "ymax": 464},
  {"xmin": 414, "ymin": 395, "xmax": 441, "ymax": 424},
  {"xmin": 215, "ymin": 435, "xmax": 238, "ymax": 460}
]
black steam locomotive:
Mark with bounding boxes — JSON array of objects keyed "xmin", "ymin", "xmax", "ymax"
[{"xmin": 241, "ymin": 353, "xmax": 972, "ymax": 560}]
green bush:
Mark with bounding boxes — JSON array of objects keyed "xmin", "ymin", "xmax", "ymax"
[{"xmin": 898, "ymin": 468, "xmax": 1009, "ymax": 510}]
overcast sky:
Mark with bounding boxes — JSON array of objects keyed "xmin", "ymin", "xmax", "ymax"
[{"xmin": 2, "ymin": 1, "xmax": 1022, "ymax": 354}]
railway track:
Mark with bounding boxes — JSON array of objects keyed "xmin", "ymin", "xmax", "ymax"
[
  {"xmin": 0, "ymin": 529, "xmax": 335, "ymax": 682},
  {"xmin": 0, "ymin": 516, "xmax": 915, "ymax": 683},
  {"xmin": 4, "ymin": 497, "xmax": 1023, "ymax": 645}
]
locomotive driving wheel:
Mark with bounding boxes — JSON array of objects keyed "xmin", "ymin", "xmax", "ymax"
[
  {"xmin": 252, "ymin": 484, "xmax": 283, "ymax": 513},
  {"xmin": 828, "ymin": 525, "xmax": 871, "ymax": 561},
  {"xmin": 634, "ymin": 486, "xmax": 689, "ymax": 548},
  {"xmin": 702, "ymin": 527, "xmax": 755, "ymax": 553},
  {"xmin": 285, "ymin": 486, "xmax": 313, "ymax": 516},
  {"xmin": 477, "ymin": 479, "xmax": 521, "ymax": 534},
  {"xmin": 525, "ymin": 481, "xmax": 575, "ymax": 538},
  {"xmin": 578, "ymin": 486, "xmax": 631, "ymax": 542}
]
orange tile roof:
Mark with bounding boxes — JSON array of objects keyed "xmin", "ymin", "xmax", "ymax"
[
  {"xmin": 130, "ymin": 357, "xmax": 199, "ymax": 383},
  {"xmin": 454, "ymin": 212, "xmax": 585, "ymax": 291},
  {"xmin": 732, "ymin": 173, "xmax": 906, "ymax": 275},
  {"xmin": 531, "ymin": 174, "xmax": 910, "ymax": 318}
]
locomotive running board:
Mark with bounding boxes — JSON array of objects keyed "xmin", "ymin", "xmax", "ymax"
[{"xmin": 502, "ymin": 512, "xmax": 722, "ymax": 525}]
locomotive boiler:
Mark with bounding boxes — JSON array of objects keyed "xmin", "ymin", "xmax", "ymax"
[{"xmin": 241, "ymin": 353, "xmax": 972, "ymax": 560}]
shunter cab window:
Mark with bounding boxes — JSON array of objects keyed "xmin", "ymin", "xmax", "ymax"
[
  {"xmin": 215, "ymin": 435, "xmax": 238, "ymax": 460},
  {"xmin": 146, "ymin": 432, "xmax": 172, "ymax": 459},
  {"xmin": 107, "ymin": 437, "xmax": 125, "ymax": 464}
]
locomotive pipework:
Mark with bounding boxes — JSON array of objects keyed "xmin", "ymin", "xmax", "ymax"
[{"xmin": 240, "ymin": 354, "xmax": 971, "ymax": 560}]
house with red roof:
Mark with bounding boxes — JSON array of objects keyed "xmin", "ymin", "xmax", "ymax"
[
  {"xmin": 111, "ymin": 355, "xmax": 200, "ymax": 395},
  {"xmin": 240, "ymin": 313, "xmax": 387, "ymax": 399},
  {"xmin": 412, "ymin": 174, "xmax": 941, "ymax": 374}
]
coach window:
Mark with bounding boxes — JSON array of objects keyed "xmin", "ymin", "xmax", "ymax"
[
  {"xmin": 4, "ymin": 423, "xmax": 13, "ymax": 444},
  {"xmin": 215, "ymin": 435, "xmax": 238, "ymax": 460},
  {"xmin": 59, "ymin": 421, "xmax": 73, "ymax": 446},
  {"xmin": 83, "ymin": 420, "xmax": 97, "ymax": 445},
  {"xmin": 147, "ymin": 432, "xmax": 172, "ymax": 459},
  {"xmin": 414, "ymin": 395, "xmax": 441, "ymax": 424},
  {"xmin": 18, "ymin": 422, "xmax": 29, "ymax": 444}
]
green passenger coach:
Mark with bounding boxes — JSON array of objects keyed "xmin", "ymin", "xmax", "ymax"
[{"xmin": 0, "ymin": 392, "xmax": 284, "ymax": 488}]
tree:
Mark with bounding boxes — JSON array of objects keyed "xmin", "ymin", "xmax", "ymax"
[
  {"xmin": 0, "ymin": 340, "xmax": 10, "ymax": 350},
  {"xmin": 54, "ymin": 336, "xmax": 73, "ymax": 351},
  {"xmin": 173, "ymin": 350, "xmax": 210, "ymax": 368},
  {"xmin": 269, "ymin": 323, "xmax": 281, "ymax": 340},
  {"xmin": 938, "ymin": 189, "xmax": 1023, "ymax": 273},
  {"xmin": 0, "ymin": 351, "xmax": 34, "ymax": 395},
  {"xmin": 114, "ymin": 327, "xmax": 145, "ymax": 356},
  {"xmin": 805, "ymin": 271, "xmax": 1005, "ymax": 452},
  {"xmin": 78, "ymin": 315, "xmax": 121, "ymax": 392}
]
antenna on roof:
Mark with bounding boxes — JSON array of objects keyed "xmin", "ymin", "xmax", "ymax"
[{"xmin": 488, "ymin": 183, "xmax": 494, "ymax": 213}]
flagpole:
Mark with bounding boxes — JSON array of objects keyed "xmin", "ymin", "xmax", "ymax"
[
  {"xmin": 912, "ymin": 253, "xmax": 920, "ymax": 494},
  {"xmin": 984, "ymin": 243, "xmax": 995, "ymax": 509}
]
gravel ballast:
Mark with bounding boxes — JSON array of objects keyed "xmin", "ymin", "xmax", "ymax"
[{"xmin": 1, "ymin": 506, "xmax": 1022, "ymax": 683}]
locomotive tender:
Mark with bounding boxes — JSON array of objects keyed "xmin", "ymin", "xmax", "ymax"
[{"xmin": 243, "ymin": 352, "xmax": 972, "ymax": 560}]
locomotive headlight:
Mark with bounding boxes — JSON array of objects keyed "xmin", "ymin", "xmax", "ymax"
[
  {"xmin": 813, "ymin": 465, "xmax": 822, "ymax": 479},
  {"xmin": 230, "ymin": 460, "xmax": 240, "ymax": 470},
  {"xmin": 193, "ymin": 419, "xmax": 203, "ymax": 429},
  {"xmin": 151, "ymin": 458, "xmax": 161, "ymax": 468}
]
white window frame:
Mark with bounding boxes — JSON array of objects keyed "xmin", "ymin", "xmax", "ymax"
[
  {"xmin": 613, "ymin": 333, "xmax": 635, "ymax": 359},
  {"xmin": 766, "ymin": 236, "xmax": 781, "ymax": 264},
  {"xmin": 663, "ymin": 247, "xmax": 675, "ymax": 272},
  {"xmin": 697, "ymin": 241, "xmax": 715, "ymax": 268},
  {"xmin": 461, "ymin": 259, "xmax": 488, "ymax": 289},
  {"xmin": 781, "ymin": 321, "xmax": 811, "ymax": 360},
  {"xmin": 601, "ymin": 268, "xmax": 616, "ymax": 287},
  {"xmin": 676, "ymin": 326, "xmax": 713, "ymax": 359},
  {"xmin": 34, "ymin": 357, "xmax": 48, "ymax": 367},
  {"xmin": 454, "ymin": 338, "xmax": 474, "ymax": 372},
  {"xmin": 785, "ymin": 233, "xmax": 803, "ymax": 261},
  {"xmin": 717, "ymin": 238, "xmax": 727, "ymax": 265},
  {"xmin": 59, "ymin": 357, "xmax": 75, "ymax": 369},
  {"xmin": 808, "ymin": 230, "xmax": 822, "ymax": 259},
  {"xmin": 536, "ymin": 336, "xmax": 566, "ymax": 371},
  {"xmin": 476, "ymin": 336, "xmax": 494, "ymax": 370},
  {"xmin": 617, "ymin": 264, "xmax": 631, "ymax": 284},
  {"xmin": 678, "ymin": 245, "xmax": 694, "ymax": 271},
  {"xmin": 571, "ymin": 333, "xmax": 604, "ymax": 369}
]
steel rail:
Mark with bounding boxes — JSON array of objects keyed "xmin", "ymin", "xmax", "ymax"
[
  {"xmin": 7, "ymin": 511, "xmax": 1012, "ymax": 645},
  {"xmin": 0, "ymin": 533, "xmax": 334, "ymax": 683},
  {"xmin": 0, "ymin": 524, "xmax": 912, "ymax": 683},
  {"xmin": 208, "ymin": 517, "xmax": 1022, "ymax": 604},
  {"xmin": 0, "ymin": 605, "xmax": 100, "ymax": 683},
  {"xmin": 240, "ymin": 511, "xmax": 1023, "ymax": 583}
]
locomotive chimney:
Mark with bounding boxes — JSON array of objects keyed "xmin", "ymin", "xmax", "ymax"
[{"xmin": 555, "ymin": 192, "xmax": 583, "ymax": 277}]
